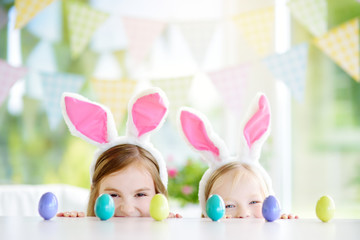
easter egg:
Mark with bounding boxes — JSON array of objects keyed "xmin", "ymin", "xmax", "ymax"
[
  {"xmin": 150, "ymin": 194, "xmax": 169, "ymax": 221},
  {"xmin": 94, "ymin": 194, "xmax": 115, "ymax": 221},
  {"xmin": 206, "ymin": 194, "xmax": 225, "ymax": 221},
  {"xmin": 38, "ymin": 192, "xmax": 58, "ymax": 220},
  {"xmin": 316, "ymin": 195, "xmax": 335, "ymax": 222},
  {"xmin": 262, "ymin": 195, "xmax": 281, "ymax": 222}
]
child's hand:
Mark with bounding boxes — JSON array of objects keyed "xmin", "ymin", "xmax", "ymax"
[
  {"xmin": 168, "ymin": 212, "xmax": 182, "ymax": 218},
  {"xmin": 56, "ymin": 211, "xmax": 85, "ymax": 217},
  {"xmin": 280, "ymin": 213, "xmax": 298, "ymax": 219}
]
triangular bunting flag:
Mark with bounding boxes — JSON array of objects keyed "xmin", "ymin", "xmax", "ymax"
[
  {"xmin": 207, "ymin": 64, "xmax": 251, "ymax": 115},
  {"xmin": 288, "ymin": 0, "xmax": 327, "ymax": 37},
  {"xmin": 314, "ymin": 18, "xmax": 359, "ymax": 82},
  {"xmin": 0, "ymin": 60, "xmax": 28, "ymax": 106},
  {"xmin": 92, "ymin": 78, "xmax": 137, "ymax": 125},
  {"xmin": 15, "ymin": 0, "xmax": 55, "ymax": 29},
  {"xmin": 233, "ymin": 7, "xmax": 275, "ymax": 56},
  {"xmin": 122, "ymin": 17, "xmax": 166, "ymax": 66},
  {"xmin": 176, "ymin": 21, "xmax": 218, "ymax": 67},
  {"xmin": 151, "ymin": 76, "xmax": 193, "ymax": 123},
  {"xmin": 263, "ymin": 44, "xmax": 309, "ymax": 102},
  {"xmin": 26, "ymin": 40, "xmax": 57, "ymax": 72},
  {"xmin": 41, "ymin": 72, "xmax": 85, "ymax": 129},
  {"xmin": 0, "ymin": 7, "xmax": 8, "ymax": 29},
  {"xmin": 66, "ymin": 1, "xmax": 109, "ymax": 58},
  {"xmin": 26, "ymin": 0, "xmax": 62, "ymax": 42}
]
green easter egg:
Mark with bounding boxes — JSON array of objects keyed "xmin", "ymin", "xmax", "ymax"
[
  {"xmin": 316, "ymin": 195, "xmax": 335, "ymax": 222},
  {"xmin": 150, "ymin": 194, "xmax": 169, "ymax": 221}
]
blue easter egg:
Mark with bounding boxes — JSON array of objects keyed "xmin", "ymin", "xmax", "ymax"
[
  {"xmin": 38, "ymin": 192, "xmax": 58, "ymax": 220},
  {"xmin": 262, "ymin": 195, "xmax": 281, "ymax": 222},
  {"xmin": 206, "ymin": 194, "xmax": 225, "ymax": 221},
  {"xmin": 94, "ymin": 194, "xmax": 115, "ymax": 221}
]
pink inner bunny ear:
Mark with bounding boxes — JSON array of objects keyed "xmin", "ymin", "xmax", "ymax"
[
  {"xmin": 65, "ymin": 96, "xmax": 109, "ymax": 144},
  {"xmin": 243, "ymin": 95, "xmax": 270, "ymax": 148},
  {"xmin": 132, "ymin": 92, "xmax": 167, "ymax": 137},
  {"xmin": 180, "ymin": 111, "xmax": 219, "ymax": 157}
]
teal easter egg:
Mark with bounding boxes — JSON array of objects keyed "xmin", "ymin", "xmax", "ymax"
[
  {"xmin": 316, "ymin": 195, "xmax": 335, "ymax": 222},
  {"xmin": 150, "ymin": 194, "xmax": 169, "ymax": 221},
  {"xmin": 206, "ymin": 194, "xmax": 225, "ymax": 221},
  {"xmin": 94, "ymin": 194, "xmax": 115, "ymax": 221}
]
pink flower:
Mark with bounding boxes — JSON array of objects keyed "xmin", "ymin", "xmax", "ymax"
[
  {"xmin": 181, "ymin": 185, "xmax": 193, "ymax": 195},
  {"xmin": 167, "ymin": 168, "xmax": 178, "ymax": 178}
]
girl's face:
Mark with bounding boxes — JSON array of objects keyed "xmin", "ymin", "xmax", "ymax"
[
  {"xmin": 99, "ymin": 164, "xmax": 156, "ymax": 217},
  {"xmin": 209, "ymin": 169, "xmax": 265, "ymax": 219}
]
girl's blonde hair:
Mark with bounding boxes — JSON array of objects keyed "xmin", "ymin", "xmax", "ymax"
[
  {"xmin": 87, "ymin": 144, "xmax": 168, "ymax": 216},
  {"xmin": 204, "ymin": 162, "xmax": 270, "ymax": 206}
]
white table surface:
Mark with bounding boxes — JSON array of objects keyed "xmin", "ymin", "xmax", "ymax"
[{"xmin": 1, "ymin": 217, "xmax": 359, "ymax": 240}]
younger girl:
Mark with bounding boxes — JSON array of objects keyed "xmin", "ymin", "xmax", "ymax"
[
  {"xmin": 178, "ymin": 93, "xmax": 296, "ymax": 219},
  {"xmin": 57, "ymin": 88, "xmax": 180, "ymax": 218}
]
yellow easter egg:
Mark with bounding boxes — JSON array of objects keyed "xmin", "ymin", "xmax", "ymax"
[
  {"xmin": 316, "ymin": 195, "xmax": 335, "ymax": 222},
  {"xmin": 150, "ymin": 194, "xmax": 169, "ymax": 221}
]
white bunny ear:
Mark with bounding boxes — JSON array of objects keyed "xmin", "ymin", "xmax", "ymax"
[
  {"xmin": 178, "ymin": 107, "xmax": 229, "ymax": 167},
  {"xmin": 61, "ymin": 92, "xmax": 118, "ymax": 147},
  {"xmin": 126, "ymin": 87, "xmax": 169, "ymax": 142},
  {"xmin": 240, "ymin": 92, "xmax": 271, "ymax": 162}
]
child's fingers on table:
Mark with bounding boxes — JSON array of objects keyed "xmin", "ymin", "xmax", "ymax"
[
  {"xmin": 280, "ymin": 213, "xmax": 299, "ymax": 219},
  {"xmin": 70, "ymin": 211, "xmax": 78, "ymax": 217},
  {"xmin": 77, "ymin": 212, "xmax": 85, "ymax": 217},
  {"xmin": 56, "ymin": 212, "xmax": 65, "ymax": 217}
]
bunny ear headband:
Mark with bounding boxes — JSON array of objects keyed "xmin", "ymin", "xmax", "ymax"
[
  {"xmin": 61, "ymin": 87, "xmax": 169, "ymax": 188},
  {"xmin": 178, "ymin": 92, "xmax": 273, "ymax": 216}
]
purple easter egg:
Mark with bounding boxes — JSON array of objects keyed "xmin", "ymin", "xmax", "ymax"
[
  {"xmin": 262, "ymin": 195, "xmax": 281, "ymax": 222},
  {"xmin": 38, "ymin": 192, "xmax": 58, "ymax": 220}
]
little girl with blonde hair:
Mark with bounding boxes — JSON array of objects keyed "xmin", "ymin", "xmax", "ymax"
[{"xmin": 178, "ymin": 93, "xmax": 296, "ymax": 219}]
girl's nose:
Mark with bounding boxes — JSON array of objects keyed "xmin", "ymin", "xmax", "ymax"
[
  {"xmin": 117, "ymin": 201, "xmax": 136, "ymax": 217},
  {"xmin": 236, "ymin": 205, "xmax": 250, "ymax": 218}
]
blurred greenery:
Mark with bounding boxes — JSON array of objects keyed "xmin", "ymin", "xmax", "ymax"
[{"xmin": 167, "ymin": 159, "xmax": 207, "ymax": 206}]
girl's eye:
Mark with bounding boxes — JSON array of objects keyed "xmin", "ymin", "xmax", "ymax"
[
  {"xmin": 110, "ymin": 194, "xmax": 120, "ymax": 198},
  {"xmin": 135, "ymin": 193, "xmax": 147, "ymax": 197},
  {"xmin": 250, "ymin": 201, "xmax": 260, "ymax": 205},
  {"xmin": 225, "ymin": 204, "xmax": 235, "ymax": 209}
]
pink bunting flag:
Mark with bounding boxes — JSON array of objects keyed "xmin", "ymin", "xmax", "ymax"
[
  {"xmin": 122, "ymin": 17, "xmax": 166, "ymax": 66},
  {"xmin": 207, "ymin": 64, "xmax": 250, "ymax": 115},
  {"xmin": 0, "ymin": 60, "xmax": 28, "ymax": 106}
]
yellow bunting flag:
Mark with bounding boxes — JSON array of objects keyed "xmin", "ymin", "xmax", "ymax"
[
  {"xmin": 66, "ymin": 1, "xmax": 109, "ymax": 59},
  {"xmin": 314, "ymin": 18, "xmax": 359, "ymax": 82},
  {"xmin": 288, "ymin": 0, "xmax": 327, "ymax": 37},
  {"xmin": 122, "ymin": 17, "xmax": 166, "ymax": 66},
  {"xmin": 233, "ymin": 7, "xmax": 275, "ymax": 56},
  {"xmin": 151, "ymin": 76, "xmax": 193, "ymax": 123},
  {"xmin": 92, "ymin": 78, "xmax": 137, "ymax": 125},
  {"xmin": 15, "ymin": 0, "xmax": 55, "ymax": 29}
]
